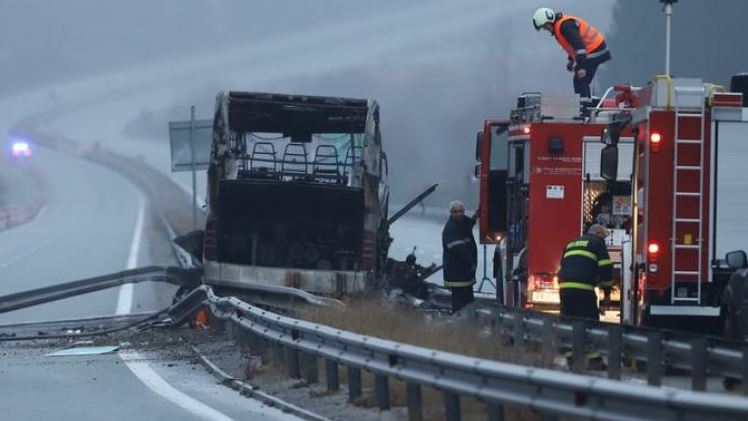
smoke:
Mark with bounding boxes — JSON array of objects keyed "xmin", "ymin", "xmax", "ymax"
[
  {"xmin": 602, "ymin": 1, "xmax": 748, "ymax": 89},
  {"xmin": 1, "ymin": 0, "xmax": 617, "ymax": 207}
]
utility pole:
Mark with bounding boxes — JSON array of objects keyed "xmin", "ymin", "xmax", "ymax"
[
  {"xmin": 190, "ymin": 105, "xmax": 197, "ymax": 231},
  {"xmin": 661, "ymin": 0, "xmax": 678, "ymax": 76}
]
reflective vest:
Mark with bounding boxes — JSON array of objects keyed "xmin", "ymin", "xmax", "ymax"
[{"xmin": 552, "ymin": 15, "xmax": 605, "ymax": 59}]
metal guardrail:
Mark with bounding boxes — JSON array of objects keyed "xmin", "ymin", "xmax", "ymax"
[
  {"xmin": 203, "ymin": 285, "xmax": 748, "ymax": 421},
  {"xmin": 475, "ymin": 304, "xmax": 748, "ymax": 392},
  {"xmin": 0, "ymin": 266, "xmax": 200, "ymax": 315}
]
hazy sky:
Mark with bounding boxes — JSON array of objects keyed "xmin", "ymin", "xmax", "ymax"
[{"xmin": 17, "ymin": 1, "xmax": 746, "ymax": 207}]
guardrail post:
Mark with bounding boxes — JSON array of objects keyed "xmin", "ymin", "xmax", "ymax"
[
  {"xmin": 235, "ymin": 326, "xmax": 250, "ymax": 348},
  {"xmin": 541, "ymin": 317, "xmax": 554, "ymax": 361},
  {"xmin": 571, "ymin": 321, "xmax": 586, "ymax": 373},
  {"xmin": 647, "ymin": 331, "xmax": 663, "ymax": 386},
  {"xmin": 444, "ymin": 391, "xmax": 460, "ymax": 421},
  {"xmin": 245, "ymin": 330, "xmax": 258, "ymax": 350},
  {"xmin": 375, "ymin": 374, "xmax": 390, "ymax": 410},
  {"xmin": 607, "ymin": 325, "xmax": 622, "ymax": 380},
  {"xmin": 326, "ymin": 359, "xmax": 339, "ymax": 391},
  {"xmin": 691, "ymin": 338, "xmax": 707, "ymax": 391},
  {"xmin": 513, "ymin": 312, "xmax": 524, "ymax": 347},
  {"xmin": 304, "ymin": 352, "xmax": 319, "ymax": 384},
  {"xmin": 272, "ymin": 341, "xmax": 285, "ymax": 365},
  {"xmin": 742, "ymin": 345, "xmax": 748, "ymax": 395},
  {"xmin": 487, "ymin": 403, "xmax": 504, "ymax": 421},
  {"xmin": 255, "ymin": 337, "xmax": 268, "ymax": 361},
  {"xmin": 225, "ymin": 320, "xmax": 234, "ymax": 341},
  {"xmin": 287, "ymin": 347, "xmax": 301, "ymax": 379},
  {"xmin": 348, "ymin": 367, "xmax": 362, "ymax": 401},
  {"xmin": 541, "ymin": 413, "xmax": 559, "ymax": 421},
  {"xmin": 406, "ymin": 382, "xmax": 422, "ymax": 421}
]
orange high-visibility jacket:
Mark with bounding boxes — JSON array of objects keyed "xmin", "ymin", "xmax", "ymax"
[{"xmin": 553, "ymin": 15, "xmax": 605, "ymax": 59}]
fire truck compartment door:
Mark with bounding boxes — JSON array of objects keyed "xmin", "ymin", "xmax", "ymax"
[
  {"xmin": 713, "ymin": 121, "xmax": 748, "ymax": 260},
  {"xmin": 583, "ymin": 137, "xmax": 634, "ymax": 181}
]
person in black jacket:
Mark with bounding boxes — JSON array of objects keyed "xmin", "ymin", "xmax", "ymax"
[
  {"xmin": 442, "ymin": 200, "xmax": 479, "ymax": 312},
  {"xmin": 558, "ymin": 224, "xmax": 614, "ymax": 320}
]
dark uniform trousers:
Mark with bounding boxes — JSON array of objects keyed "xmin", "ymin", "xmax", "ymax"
[
  {"xmin": 451, "ymin": 286, "xmax": 475, "ymax": 312},
  {"xmin": 560, "ymin": 289, "xmax": 599, "ymax": 320}
]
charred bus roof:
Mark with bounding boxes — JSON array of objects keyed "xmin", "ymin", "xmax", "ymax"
[{"xmin": 224, "ymin": 91, "xmax": 373, "ymax": 135}]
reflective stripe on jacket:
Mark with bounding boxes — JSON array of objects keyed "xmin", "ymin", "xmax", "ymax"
[
  {"xmin": 558, "ymin": 233, "xmax": 613, "ymax": 291},
  {"xmin": 553, "ymin": 15, "xmax": 605, "ymax": 59},
  {"xmin": 444, "ymin": 279, "xmax": 476, "ymax": 288}
]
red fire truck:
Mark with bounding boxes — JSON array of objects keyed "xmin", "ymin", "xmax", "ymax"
[{"xmin": 476, "ymin": 75, "xmax": 748, "ymax": 329}]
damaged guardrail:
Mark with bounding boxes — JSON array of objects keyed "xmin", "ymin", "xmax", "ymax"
[
  {"xmin": 476, "ymin": 305, "xmax": 748, "ymax": 393},
  {"xmin": 204, "ymin": 285, "xmax": 748, "ymax": 421},
  {"xmin": 0, "ymin": 266, "xmax": 200, "ymax": 315}
]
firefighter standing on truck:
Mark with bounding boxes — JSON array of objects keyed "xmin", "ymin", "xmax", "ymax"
[
  {"xmin": 558, "ymin": 224, "xmax": 614, "ymax": 320},
  {"xmin": 442, "ymin": 200, "xmax": 479, "ymax": 312},
  {"xmin": 532, "ymin": 7, "xmax": 611, "ymax": 99}
]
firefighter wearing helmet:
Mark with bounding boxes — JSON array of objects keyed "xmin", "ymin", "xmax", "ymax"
[
  {"xmin": 532, "ymin": 7, "xmax": 612, "ymax": 99},
  {"xmin": 557, "ymin": 224, "xmax": 614, "ymax": 320}
]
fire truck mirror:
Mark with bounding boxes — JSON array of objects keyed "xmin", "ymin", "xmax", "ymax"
[
  {"xmin": 725, "ymin": 250, "xmax": 748, "ymax": 270},
  {"xmin": 600, "ymin": 145, "xmax": 619, "ymax": 182},
  {"xmin": 601, "ymin": 127, "xmax": 615, "ymax": 146},
  {"xmin": 475, "ymin": 130, "xmax": 483, "ymax": 162}
]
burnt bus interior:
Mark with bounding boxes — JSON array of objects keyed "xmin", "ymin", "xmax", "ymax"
[{"xmin": 216, "ymin": 93, "xmax": 370, "ymax": 271}]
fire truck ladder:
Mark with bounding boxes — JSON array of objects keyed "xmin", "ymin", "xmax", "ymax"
[{"xmin": 670, "ymin": 85, "xmax": 706, "ymax": 304}]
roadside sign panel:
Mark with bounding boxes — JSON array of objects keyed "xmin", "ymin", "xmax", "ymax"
[{"xmin": 168, "ymin": 119, "xmax": 213, "ymax": 172}]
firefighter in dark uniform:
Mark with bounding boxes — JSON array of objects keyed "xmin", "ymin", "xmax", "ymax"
[
  {"xmin": 558, "ymin": 224, "xmax": 614, "ymax": 320},
  {"xmin": 442, "ymin": 200, "xmax": 479, "ymax": 312}
]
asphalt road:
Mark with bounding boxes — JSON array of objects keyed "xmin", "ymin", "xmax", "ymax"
[
  {"xmin": 0, "ymin": 345, "xmax": 297, "ymax": 421},
  {"xmin": 0, "ymin": 146, "xmax": 299, "ymax": 420},
  {"xmin": 0, "ymin": 146, "xmax": 171, "ymax": 323},
  {"xmin": 0, "ymin": 158, "xmax": 38, "ymax": 207}
]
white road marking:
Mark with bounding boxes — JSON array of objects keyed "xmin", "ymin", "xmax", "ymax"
[
  {"xmin": 120, "ymin": 351, "xmax": 236, "ymax": 421},
  {"xmin": 0, "ymin": 231, "xmax": 59, "ymax": 267},
  {"xmin": 115, "ymin": 194, "xmax": 145, "ymax": 315},
  {"xmin": 32, "ymin": 203, "xmax": 47, "ymax": 221}
]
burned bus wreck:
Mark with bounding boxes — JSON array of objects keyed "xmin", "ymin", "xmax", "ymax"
[{"xmin": 201, "ymin": 91, "xmax": 392, "ymax": 296}]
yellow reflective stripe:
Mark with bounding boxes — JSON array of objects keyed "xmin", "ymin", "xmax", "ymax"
[
  {"xmin": 566, "ymin": 240, "xmax": 589, "ymax": 249},
  {"xmin": 598, "ymin": 259, "xmax": 612, "ymax": 267},
  {"xmin": 445, "ymin": 280, "xmax": 476, "ymax": 288},
  {"xmin": 563, "ymin": 250, "xmax": 598, "ymax": 261},
  {"xmin": 564, "ymin": 351, "xmax": 603, "ymax": 359},
  {"xmin": 559, "ymin": 282, "xmax": 595, "ymax": 291}
]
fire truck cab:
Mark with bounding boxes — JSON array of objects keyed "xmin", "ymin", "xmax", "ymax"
[{"xmin": 476, "ymin": 90, "xmax": 637, "ymax": 311}]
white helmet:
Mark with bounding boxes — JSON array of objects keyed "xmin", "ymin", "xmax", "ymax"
[{"xmin": 532, "ymin": 7, "xmax": 556, "ymax": 31}]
